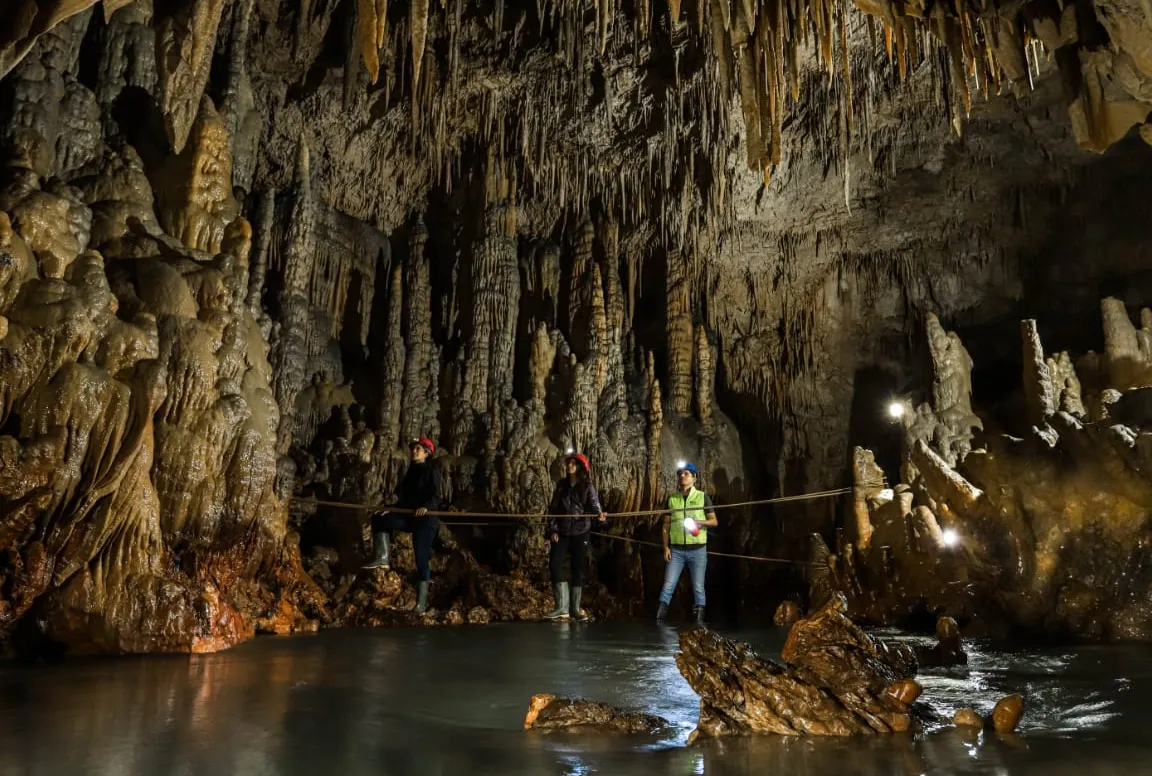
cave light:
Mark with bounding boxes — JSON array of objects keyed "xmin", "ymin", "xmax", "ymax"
[
  {"xmin": 941, "ymin": 529, "xmax": 960, "ymax": 547},
  {"xmin": 887, "ymin": 401, "xmax": 906, "ymax": 420}
]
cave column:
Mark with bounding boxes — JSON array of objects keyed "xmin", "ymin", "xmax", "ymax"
[{"xmin": 666, "ymin": 248, "xmax": 693, "ymax": 417}]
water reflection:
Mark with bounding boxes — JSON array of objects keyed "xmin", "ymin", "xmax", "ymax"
[{"xmin": 1, "ymin": 624, "xmax": 1151, "ymax": 776}]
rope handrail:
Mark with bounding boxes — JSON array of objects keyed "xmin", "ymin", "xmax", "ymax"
[{"xmin": 287, "ymin": 486, "xmax": 851, "ymax": 520}]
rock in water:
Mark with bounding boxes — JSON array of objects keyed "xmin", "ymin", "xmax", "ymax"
[
  {"xmin": 992, "ymin": 694, "xmax": 1025, "ymax": 733},
  {"xmin": 675, "ymin": 596, "xmax": 922, "ymax": 736},
  {"xmin": 523, "ymin": 694, "xmax": 671, "ymax": 734}
]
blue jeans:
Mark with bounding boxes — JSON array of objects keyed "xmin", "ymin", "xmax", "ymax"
[{"xmin": 659, "ymin": 546, "xmax": 707, "ymax": 607}]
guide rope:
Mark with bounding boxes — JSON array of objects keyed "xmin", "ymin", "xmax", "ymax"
[
  {"xmin": 288, "ymin": 487, "xmax": 851, "ymax": 520},
  {"xmin": 288, "ymin": 487, "xmax": 849, "ymax": 567}
]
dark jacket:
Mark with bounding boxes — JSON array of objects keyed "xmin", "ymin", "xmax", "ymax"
[
  {"xmin": 395, "ymin": 460, "xmax": 443, "ymax": 517},
  {"xmin": 548, "ymin": 477, "xmax": 602, "ymax": 536}
]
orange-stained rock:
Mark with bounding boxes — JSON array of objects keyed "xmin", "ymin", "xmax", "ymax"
[
  {"xmin": 773, "ymin": 600, "xmax": 802, "ymax": 627},
  {"xmin": 953, "ymin": 709, "xmax": 984, "ymax": 728},
  {"xmin": 678, "ymin": 597, "xmax": 922, "ymax": 737},
  {"xmin": 992, "ymin": 694, "xmax": 1024, "ymax": 733},
  {"xmin": 523, "ymin": 694, "xmax": 671, "ymax": 734},
  {"xmin": 886, "ymin": 678, "xmax": 923, "ymax": 705}
]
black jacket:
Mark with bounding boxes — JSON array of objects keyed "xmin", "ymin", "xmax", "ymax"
[
  {"xmin": 548, "ymin": 477, "xmax": 602, "ymax": 536},
  {"xmin": 395, "ymin": 460, "xmax": 443, "ymax": 515}
]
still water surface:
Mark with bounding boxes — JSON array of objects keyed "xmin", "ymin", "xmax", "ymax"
[{"xmin": 2, "ymin": 622, "xmax": 1151, "ymax": 775}]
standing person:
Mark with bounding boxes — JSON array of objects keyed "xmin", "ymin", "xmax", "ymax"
[
  {"xmin": 544, "ymin": 452, "xmax": 607, "ymax": 622},
  {"xmin": 363, "ymin": 437, "xmax": 442, "ymax": 615},
  {"xmin": 657, "ymin": 461, "xmax": 718, "ymax": 626}
]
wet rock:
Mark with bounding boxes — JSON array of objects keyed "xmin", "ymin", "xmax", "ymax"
[
  {"xmin": 953, "ymin": 709, "xmax": 983, "ymax": 728},
  {"xmin": 773, "ymin": 600, "xmax": 802, "ymax": 627},
  {"xmin": 992, "ymin": 694, "xmax": 1024, "ymax": 733},
  {"xmin": 822, "ymin": 304, "xmax": 1152, "ymax": 643},
  {"xmin": 523, "ymin": 694, "xmax": 671, "ymax": 734},
  {"xmin": 675, "ymin": 597, "xmax": 922, "ymax": 737},
  {"xmin": 916, "ymin": 616, "xmax": 968, "ymax": 668}
]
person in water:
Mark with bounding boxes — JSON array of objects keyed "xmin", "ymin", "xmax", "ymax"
[
  {"xmin": 544, "ymin": 452, "xmax": 607, "ymax": 622},
  {"xmin": 657, "ymin": 461, "xmax": 717, "ymax": 626},
  {"xmin": 363, "ymin": 437, "xmax": 442, "ymax": 615}
]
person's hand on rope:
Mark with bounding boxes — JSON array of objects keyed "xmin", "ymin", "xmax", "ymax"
[{"xmin": 597, "ymin": 512, "xmax": 607, "ymax": 522}]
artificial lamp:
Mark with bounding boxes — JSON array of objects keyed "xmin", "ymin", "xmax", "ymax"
[
  {"xmin": 683, "ymin": 517, "xmax": 700, "ymax": 536},
  {"xmin": 941, "ymin": 528, "xmax": 959, "ymax": 547},
  {"xmin": 887, "ymin": 401, "xmax": 905, "ymax": 420}
]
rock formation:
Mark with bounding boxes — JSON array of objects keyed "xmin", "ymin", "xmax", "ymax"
[
  {"xmin": 822, "ymin": 301, "xmax": 1152, "ymax": 641},
  {"xmin": 676, "ymin": 597, "xmax": 927, "ymax": 737},
  {"xmin": 524, "ymin": 693, "xmax": 672, "ymax": 734}
]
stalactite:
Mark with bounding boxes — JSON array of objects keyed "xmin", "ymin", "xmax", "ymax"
[
  {"xmin": 95, "ymin": 0, "xmax": 156, "ymax": 138},
  {"xmin": 154, "ymin": 0, "xmax": 229, "ymax": 152},
  {"xmin": 247, "ymin": 188, "xmax": 275, "ymax": 319},
  {"xmin": 411, "ymin": 0, "xmax": 429, "ymax": 108},
  {"xmin": 272, "ymin": 137, "xmax": 314, "ymax": 457}
]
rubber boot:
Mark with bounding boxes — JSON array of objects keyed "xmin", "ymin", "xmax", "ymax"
[
  {"xmin": 693, "ymin": 605, "xmax": 705, "ymax": 627},
  {"xmin": 656, "ymin": 603, "xmax": 669, "ymax": 622},
  {"xmin": 570, "ymin": 586, "xmax": 588, "ymax": 622},
  {"xmin": 544, "ymin": 582, "xmax": 569, "ymax": 620},
  {"xmin": 414, "ymin": 580, "xmax": 429, "ymax": 614},
  {"xmin": 361, "ymin": 531, "xmax": 391, "ymax": 569}
]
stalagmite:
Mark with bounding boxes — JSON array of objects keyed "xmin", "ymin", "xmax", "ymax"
[
  {"xmin": 645, "ymin": 351, "xmax": 664, "ymax": 506},
  {"xmin": 1102, "ymin": 297, "xmax": 1152, "ymax": 390},
  {"xmin": 694, "ymin": 324, "xmax": 715, "ymax": 432},
  {"xmin": 1021, "ymin": 319, "xmax": 1054, "ymax": 427},
  {"xmin": 153, "ymin": 97, "xmax": 239, "ymax": 255},
  {"xmin": 1047, "ymin": 352, "xmax": 1085, "ymax": 417}
]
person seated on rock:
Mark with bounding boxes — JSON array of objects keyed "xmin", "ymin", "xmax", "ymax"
[
  {"xmin": 544, "ymin": 452, "xmax": 607, "ymax": 622},
  {"xmin": 657, "ymin": 462, "xmax": 718, "ymax": 626},
  {"xmin": 363, "ymin": 437, "xmax": 442, "ymax": 615}
]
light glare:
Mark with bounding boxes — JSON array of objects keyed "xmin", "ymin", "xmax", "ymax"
[
  {"xmin": 941, "ymin": 528, "xmax": 959, "ymax": 547},
  {"xmin": 887, "ymin": 401, "xmax": 905, "ymax": 419}
]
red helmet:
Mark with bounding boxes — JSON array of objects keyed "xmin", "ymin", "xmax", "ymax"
[
  {"xmin": 565, "ymin": 452, "xmax": 591, "ymax": 473},
  {"xmin": 410, "ymin": 437, "xmax": 435, "ymax": 454}
]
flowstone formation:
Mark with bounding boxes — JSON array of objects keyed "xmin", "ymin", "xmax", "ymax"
[
  {"xmin": 0, "ymin": 89, "xmax": 325, "ymax": 653},
  {"xmin": 821, "ymin": 300, "xmax": 1152, "ymax": 641}
]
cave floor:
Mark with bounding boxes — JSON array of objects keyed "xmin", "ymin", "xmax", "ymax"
[{"xmin": 1, "ymin": 622, "xmax": 1151, "ymax": 775}]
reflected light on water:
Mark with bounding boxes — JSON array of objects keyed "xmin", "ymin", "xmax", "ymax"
[{"xmin": 2, "ymin": 623, "xmax": 1152, "ymax": 775}]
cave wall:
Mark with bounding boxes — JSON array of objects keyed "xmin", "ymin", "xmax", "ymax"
[{"xmin": 0, "ymin": 0, "xmax": 1151, "ymax": 650}]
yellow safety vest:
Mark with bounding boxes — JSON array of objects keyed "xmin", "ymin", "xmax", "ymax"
[{"xmin": 667, "ymin": 488, "xmax": 708, "ymax": 545}]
